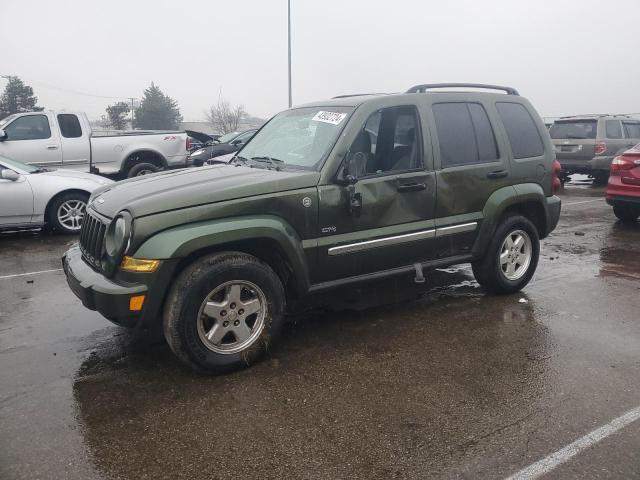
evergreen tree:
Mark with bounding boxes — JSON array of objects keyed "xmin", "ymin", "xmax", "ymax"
[
  {"xmin": 105, "ymin": 101, "xmax": 131, "ymax": 130},
  {"xmin": 134, "ymin": 83, "xmax": 182, "ymax": 130},
  {"xmin": 0, "ymin": 76, "xmax": 43, "ymax": 119}
]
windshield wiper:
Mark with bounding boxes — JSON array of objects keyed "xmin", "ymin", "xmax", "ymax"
[
  {"xmin": 251, "ymin": 156, "xmax": 284, "ymax": 171},
  {"xmin": 230, "ymin": 155, "xmax": 250, "ymax": 166}
]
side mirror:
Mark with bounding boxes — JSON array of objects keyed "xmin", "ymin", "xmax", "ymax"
[
  {"xmin": 338, "ymin": 152, "xmax": 362, "ymax": 217},
  {"xmin": 231, "ymin": 139, "xmax": 243, "ymax": 146},
  {"xmin": 0, "ymin": 169, "xmax": 20, "ymax": 181},
  {"xmin": 0, "ymin": 129, "xmax": 7, "ymax": 141}
]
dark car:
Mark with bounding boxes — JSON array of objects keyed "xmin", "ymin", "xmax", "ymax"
[
  {"xmin": 185, "ymin": 130, "xmax": 221, "ymax": 153},
  {"xmin": 63, "ymin": 83, "xmax": 561, "ymax": 374},
  {"xmin": 188, "ymin": 130, "xmax": 257, "ymax": 166}
]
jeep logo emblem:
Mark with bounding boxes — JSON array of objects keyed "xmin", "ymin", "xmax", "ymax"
[{"xmin": 302, "ymin": 197, "xmax": 312, "ymax": 208}]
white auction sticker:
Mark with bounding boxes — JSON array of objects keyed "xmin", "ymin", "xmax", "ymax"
[{"xmin": 312, "ymin": 111, "xmax": 347, "ymax": 125}]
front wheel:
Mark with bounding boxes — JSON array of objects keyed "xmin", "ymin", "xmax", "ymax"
[
  {"xmin": 48, "ymin": 191, "xmax": 89, "ymax": 234},
  {"xmin": 613, "ymin": 205, "xmax": 639, "ymax": 223},
  {"xmin": 472, "ymin": 215, "xmax": 540, "ymax": 294},
  {"xmin": 163, "ymin": 252, "xmax": 285, "ymax": 374}
]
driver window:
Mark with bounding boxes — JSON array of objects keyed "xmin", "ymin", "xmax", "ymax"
[
  {"xmin": 347, "ymin": 106, "xmax": 422, "ymax": 178},
  {"xmin": 4, "ymin": 115, "xmax": 51, "ymax": 141}
]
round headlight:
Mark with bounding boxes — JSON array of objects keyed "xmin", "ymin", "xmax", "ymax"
[{"xmin": 105, "ymin": 212, "xmax": 132, "ymax": 258}]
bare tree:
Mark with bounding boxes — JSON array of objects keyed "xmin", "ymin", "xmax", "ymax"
[{"xmin": 207, "ymin": 99, "xmax": 247, "ymax": 134}]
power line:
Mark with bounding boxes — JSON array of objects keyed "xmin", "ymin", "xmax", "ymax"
[{"xmin": 0, "ymin": 74, "xmax": 134, "ymax": 100}]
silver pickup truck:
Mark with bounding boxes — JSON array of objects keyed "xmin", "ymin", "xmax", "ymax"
[{"xmin": 0, "ymin": 111, "xmax": 190, "ymax": 177}]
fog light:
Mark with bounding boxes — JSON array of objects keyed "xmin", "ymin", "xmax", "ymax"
[
  {"xmin": 129, "ymin": 295, "xmax": 146, "ymax": 312},
  {"xmin": 121, "ymin": 256, "xmax": 160, "ymax": 273}
]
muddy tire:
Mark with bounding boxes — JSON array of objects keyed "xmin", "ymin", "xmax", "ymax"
[
  {"xmin": 126, "ymin": 162, "xmax": 159, "ymax": 178},
  {"xmin": 472, "ymin": 215, "xmax": 540, "ymax": 294},
  {"xmin": 163, "ymin": 252, "xmax": 285, "ymax": 374},
  {"xmin": 48, "ymin": 191, "xmax": 89, "ymax": 234},
  {"xmin": 613, "ymin": 205, "xmax": 639, "ymax": 223}
]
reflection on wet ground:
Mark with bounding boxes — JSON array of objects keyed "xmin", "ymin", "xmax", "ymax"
[{"xmin": 2, "ymin": 184, "xmax": 640, "ymax": 479}]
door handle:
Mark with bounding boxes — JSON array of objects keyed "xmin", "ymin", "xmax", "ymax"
[
  {"xmin": 486, "ymin": 170, "xmax": 508, "ymax": 179},
  {"xmin": 397, "ymin": 182, "xmax": 427, "ymax": 192},
  {"xmin": 46, "ymin": 145, "xmax": 59, "ymax": 150}
]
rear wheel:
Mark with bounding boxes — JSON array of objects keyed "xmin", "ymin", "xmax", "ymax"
[
  {"xmin": 126, "ymin": 162, "xmax": 159, "ymax": 178},
  {"xmin": 592, "ymin": 171, "xmax": 609, "ymax": 186},
  {"xmin": 48, "ymin": 191, "xmax": 89, "ymax": 234},
  {"xmin": 163, "ymin": 252, "xmax": 285, "ymax": 374},
  {"xmin": 613, "ymin": 205, "xmax": 640, "ymax": 223},
  {"xmin": 472, "ymin": 215, "xmax": 540, "ymax": 294}
]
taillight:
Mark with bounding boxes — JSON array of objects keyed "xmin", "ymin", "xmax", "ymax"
[
  {"xmin": 186, "ymin": 137, "xmax": 192, "ymax": 152},
  {"xmin": 595, "ymin": 142, "xmax": 606, "ymax": 155},
  {"xmin": 551, "ymin": 159, "xmax": 562, "ymax": 193},
  {"xmin": 610, "ymin": 155, "xmax": 636, "ymax": 175}
]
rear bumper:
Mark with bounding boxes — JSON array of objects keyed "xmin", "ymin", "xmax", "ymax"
[
  {"xmin": 544, "ymin": 195, "xmax": 562, "ymax": 237},
  {"xmin": 559, "ymin": 156, "xmax": 613, "ymax": 174},
  {"xmin": 62, "ymin": 245, "xmax": 147, "ymax": 328},
  {"xmin": 606, "ymin": 195, "xmax": 640, "ymax": 208}
]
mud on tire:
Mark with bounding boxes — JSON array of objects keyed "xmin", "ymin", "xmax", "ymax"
[{"xmin": 163, "ymin": 252, "xmax": 285, "ymax": 374}]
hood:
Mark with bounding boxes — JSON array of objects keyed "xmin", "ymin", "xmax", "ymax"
[
  {"xmin": 41, "ymin": 169, "xmax": 113, "ymax": 185},
  {"xmin": 185, "ymin": 130, "xmax": 215, "ymax": 143},
  {"xmin": 90, "ymin": 164, "xmax": 320, "ymax": 218}
]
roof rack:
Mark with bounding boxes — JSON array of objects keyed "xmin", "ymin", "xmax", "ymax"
[
  {"xmin": 406, "ymin": 83, "xmax": 519, "ymax": 96},
  {"xmin": 559, "ymin": 113, "xmax": 632, "ymax": 119},
  {"xmin": 332, "ymin": 93, "xmax": 387, "ymax": 99}
]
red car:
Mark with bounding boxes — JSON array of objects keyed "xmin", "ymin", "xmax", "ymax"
[{"xmin": 606, "ymin": 144, "xmax": 640, "ymax": 222}]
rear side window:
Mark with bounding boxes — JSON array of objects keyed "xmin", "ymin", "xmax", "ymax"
[
  {"xmin": 496, "ymin": 102, "xmax": 544, "ymax": 159},
  {"xmin": 549, "ymin": 120, "xmax": 597, "ymax": 139},
  {"xmin": 433, "ymin": 102, "xmax": 498, "ymax": 167},
  {"xmin": 57, "ymin": 114, "xmax": 82, "ymax": 138},
  {"xmin": 623, "ymin": 122, "xmax": 640, "ymax": 139},
  {"xmin": 605, "ymin": 120, "xmax": 623, "ymax": 139}
]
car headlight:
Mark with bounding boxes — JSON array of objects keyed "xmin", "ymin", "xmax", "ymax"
[{"xmin": 105, "ymin": 211, "xmax": 132, "ymax": 258}]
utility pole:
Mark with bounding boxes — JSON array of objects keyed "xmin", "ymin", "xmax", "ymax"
[
  {"xmin": 287, "ymin": 0, "xmax": 292, "ymax": 108},
  {"xmin": 129, "ymin": 97, "xmax": 135, "ymax": 130}
]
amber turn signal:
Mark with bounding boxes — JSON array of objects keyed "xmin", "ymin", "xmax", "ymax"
[
  {"xmin": 129, "ymin": 295, "xmax": 146, "ymax": 312},
  {"xmin": 120, "ymin": 256, "xmax": 160, "ymax": 273}
]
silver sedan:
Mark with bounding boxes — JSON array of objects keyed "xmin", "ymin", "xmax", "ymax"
[{"xmin": 0, "ymin": 154, "xmax": 112, "ymax": 234}]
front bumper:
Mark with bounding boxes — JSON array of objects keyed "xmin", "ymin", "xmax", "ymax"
[{"xmin": 62, "ymin": 245, "xmax": 147, "ymax": 328}]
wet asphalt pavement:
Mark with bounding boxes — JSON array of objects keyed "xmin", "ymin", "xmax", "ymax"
[{"xmin": 1, "ymin": 180, "xmax": 640, "ymax": 480}]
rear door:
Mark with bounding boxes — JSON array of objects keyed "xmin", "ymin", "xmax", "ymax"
[
  {"xmin": 57, "ymin": 113, "xmax": 90, "ymax": 169},
  {"xmin": 622, "ymin": 121, "xmax": 640, "ymax": 149},
  {"xmin": 603, "ymin": 119, "xmax": 629, "ymax": 156},
  {"xmin": 0, "ymin": 113, "xmax": 62, "ymax": 167},
  {"xmin": 549, "ymin": 119, "xmax": 597, "ymax": 164},
  {"xmin": 427, "ymin": 99, "xmax": 513, "ymax": 258}
]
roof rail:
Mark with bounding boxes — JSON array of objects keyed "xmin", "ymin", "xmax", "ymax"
[
  {"xmin": 559, "ymin": 114, "xmax": 610, "ymax": 119},
  {"xmin": 406, "ymin": 83, "xmax": 519, "ymax": 96},
  {"xmin": 332, "ymin": 93, "xmax": 387, "ymax": 99}
]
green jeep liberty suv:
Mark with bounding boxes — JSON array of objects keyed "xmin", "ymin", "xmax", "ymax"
[{"xmin": 63, "ymin": 83, "xmax": 561, "ymax": 373}]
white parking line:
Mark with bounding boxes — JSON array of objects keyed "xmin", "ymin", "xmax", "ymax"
[
  {"xmin": 0, "ymin": 268, "xmax": 63, "ymax": 280},
  {"xmin": 563, "ymin": 199, "xmax": 604, "ymax": 207},
  {"xmin": 505, "ymin": 405, "xmax": 640, "ymax": 480}
]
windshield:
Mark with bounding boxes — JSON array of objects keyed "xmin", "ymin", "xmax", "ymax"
[
  {"xmin": 218, "ymin": 131, "xmax": 241, "ymax": 143},
  {"xmin": 237, "ymin": 106, "xmax": 353, "ymax": 169},
  {"xmin": 549, "ymin": 120, "xmax": 597, "ymax": 139},
  {"xmin": 0, "ymin": 114, "xmax": 17, "ymax": 129},
  {"xmin": 0, "ymin": 154, "xmax": 39, "ymax": 173}
]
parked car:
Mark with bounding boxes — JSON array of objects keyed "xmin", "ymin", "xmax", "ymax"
[
  {"xmin": 550, "ymin": 115, "xmax": 640, "ymax": 184},
  {"xmin": 185, "ymin": 130, "xmax": 221, "ymax": 153},
  {"xmin": 606, "ymin": 144, "xmax": 640, "ymax": 222},
  {"xmin": 0, "ymin": 154, "xmax": 112, "ymax": 233},
  {"xmin": 188, "ymin": 129, "xmax": 256, "ymax": 166},
  {"xmin": 63, "ymin": 83, "xmax": 561, "ymax": 373},
  {"xmin": 0, "ymin": 111, "xmax": 190, "ymax": 178}
]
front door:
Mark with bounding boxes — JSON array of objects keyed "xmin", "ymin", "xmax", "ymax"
[
  {"xmin": 316, "ymin": 105, "xmax": 436, "ymax": 283},
  {"xmin": 0, "ymin": 113, "xmax": 61, "ymax": 167},
  {"xmin": 0, "ymin": 167, "xmax": 34, "ymax": 227}
]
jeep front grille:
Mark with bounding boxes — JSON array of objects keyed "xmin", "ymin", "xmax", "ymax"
[{"xmin": 79, "ymin": 210, "xmax": 107, "ymax": 269}]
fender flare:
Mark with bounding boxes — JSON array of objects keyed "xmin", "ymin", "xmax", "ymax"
[
  {"xmin": 472, "ymin": 184, "xmax": 547, "ymax": 256},
  {"xmin": 133, "ymin": 215, "xmax": 312, "ymax": 295}
]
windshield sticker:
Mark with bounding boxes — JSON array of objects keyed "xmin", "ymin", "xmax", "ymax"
[{"xmin": 312, "ymin": 111, "xmax": 347, "ymax": 125}]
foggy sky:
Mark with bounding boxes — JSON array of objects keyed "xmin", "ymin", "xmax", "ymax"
[{"xmin": 1, "ymin": 0, "xmax": 639, "ymax": 122}]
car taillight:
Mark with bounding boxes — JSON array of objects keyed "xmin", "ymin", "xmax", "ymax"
[
  {"xmin": 610, "ymin": 155, "xmax": 636, "ymax": 175},
  {"xmin": 595, "ymin": 141, "xmax": 606, "ymax": 155},
  {"xmin": 552, "ymin": 159, "xmax": 562, "ymax": 193},
  {"xmin": 186, "ymin": 137, "xmax": 192, "ymax": 152}
]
